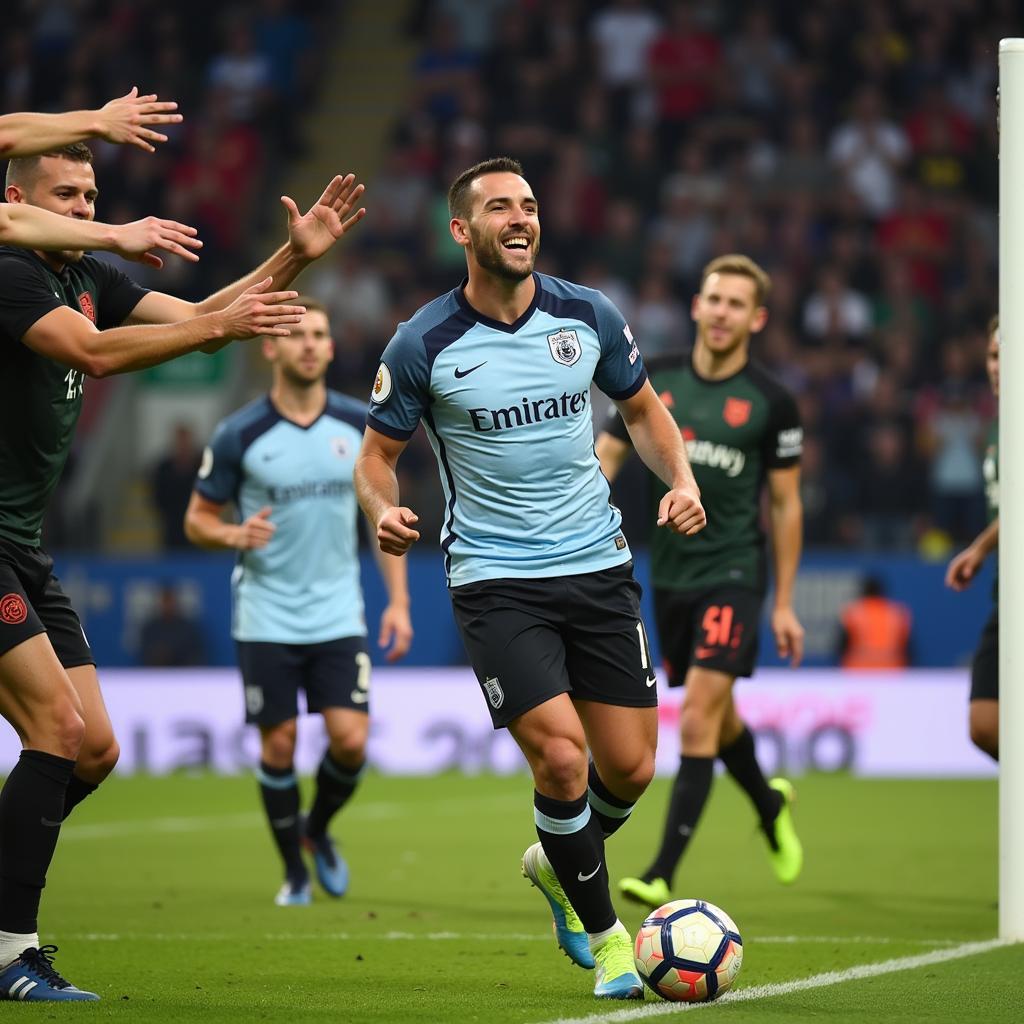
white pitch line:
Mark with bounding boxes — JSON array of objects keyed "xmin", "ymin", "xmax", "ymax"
[{"xmin": 530, "ymin": 938, "xmax": 1012, "ymax": 1024}]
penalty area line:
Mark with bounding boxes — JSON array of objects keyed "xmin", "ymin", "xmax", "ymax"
[{"xmin": 530, "ymin": 938, "xmax": 1011, "ymax": 1024}]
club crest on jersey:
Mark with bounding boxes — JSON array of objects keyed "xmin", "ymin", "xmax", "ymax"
[
  {"xmin": 547, "ymin": 329, "xmax": 581, "ymax": 367},
  {"xmin": 483, "ymin": 675, "xmax": 504, "ymax": 709},
  {"xmin": 77, "ymin": 291, "xmax": 96, "ymax": 323},
  {"xmin": 723, "ymin": 397, "xmax": 752, "ymax": 428},
  {"xmin": 330, "ymin": 437, "xmax": 349, "ymax": 458}
]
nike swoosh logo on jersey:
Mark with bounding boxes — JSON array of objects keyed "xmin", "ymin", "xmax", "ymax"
[
  {"xmin": 578, "ymin": 862, "xmax": 602, "ymax": 882},
  {"xmin": 454, "ymin": 361, "xmax": 487, "ymax": 378},
  {"xmin": 262, "ymin": 451, "xmax": 283, "ymax": 461}
]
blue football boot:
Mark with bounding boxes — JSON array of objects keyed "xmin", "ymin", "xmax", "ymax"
[{"xmin": 0, "ymin": 946, "xmax": 99, "ymax": 1001}]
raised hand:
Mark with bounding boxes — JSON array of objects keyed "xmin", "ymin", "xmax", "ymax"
[
  {"xmin": 282, "ymin": 173, "xmax": 366, "ymax": 263},
  {"xmin": 96, "ymin": 87, "xmax": 183, "ymax": 152},
  {"xmin": 112, "ymin": 217, "xmax": 203, "ymax": 268},
  {"xmin": 215, "ymin": 277, "xmax": 305, "ymax": 340}
]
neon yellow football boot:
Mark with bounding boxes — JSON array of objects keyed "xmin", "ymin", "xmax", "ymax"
[
  {"xmin": 617, "ymin": 875, "xmax": 670, "ymax": 910},
  {"xmin": 521, "ymin": 842, "xmax": 595, "ymax": 969},
  {"xmin": 764, "ymin": 777, "xmax": 803, "ymax": 884},
  {"xmin": 591, "ymin": 925, "xmax": 643, "ymax": 999}
]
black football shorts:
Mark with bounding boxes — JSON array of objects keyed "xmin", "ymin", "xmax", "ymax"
[
  {"xmin": 0, "ymin": 536, "xmax": 93, "ymax": 667},
  {"xmin": 235, "ymin": 635, "xmax": 371, "ymax": 726},
  {"xmin": 450, "ymin": 561, "xmax": 658, "ymax": 729},
  {"xmin": 653, "ymin": 584, "xmax": 764, "ymax": 686}
]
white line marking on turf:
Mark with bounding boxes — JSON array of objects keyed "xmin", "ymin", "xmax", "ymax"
[{"xmin": 530, "ymin": 938, "xmax": 1011, "ymax": 1024}]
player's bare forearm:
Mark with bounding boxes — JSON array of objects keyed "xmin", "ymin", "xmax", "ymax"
[
  {"xmin": 0, "ymin": 109, "xmax": 105, "ymax": 156},
  {"xmin": 768, "ymin": 485, "xmax": 803, "ymax": 610},
  {"xmin": 372, "ymin": 538, "xmax": 411, "ymax": 609},
  {"xmin": 184, "ymin": 499, "xmax": 239, "ymax": 551},
  {"xmin": 195, "ymin": 244, "xmax": 308, "ymax": 318},
  {"xmin": 972, "ymin": 518, "xmax": 999, "ymax": 559},
  {"xmin": 616, "ymin": 382, "xmax": 696, "ymax": 492},
  {"xmin": 0, "ymin": 205, "xmax": 201, "ymax": 265},
  {"xmin": 355, "ymin": 448, "xmax": 401, "ymax": 529}
]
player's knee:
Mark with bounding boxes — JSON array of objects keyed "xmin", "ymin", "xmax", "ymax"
[
  {"xmin": 536, "ymin": 736, "xmax": 588, "ymax": 796},
  {"xmin": 328, "ymin": 729, "xmax": 367, "ymax": 766},
  {"xmin": 78, "ymin": 735, "xmax": 120, "ymax": 782},
  {"xmin": 261, "ymin": 722, "xmax": 298, "ymax": 767},
  {"xmin": 679, "ymin": 705, "xmax": 716, "ymax": 749},
  {"xmin": 48, "ymin": 701, "xmax": 86, "ymax": 760}
]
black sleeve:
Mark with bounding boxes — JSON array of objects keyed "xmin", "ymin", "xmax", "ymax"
[
  {"xmin": 761, "ymin": 384, "xmax": 802, "ymax": 470},
  {"xmin": 0, "ymin": 252, "xmax": 65, "ymax": 346},
  {"xmin": 85, "ymin": 256, "xmax": 150, "ymax": 329}
]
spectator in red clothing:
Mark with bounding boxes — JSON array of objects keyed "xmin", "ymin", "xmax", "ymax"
[
  {"xmin": 647, "ymin": 1, "xmax": 722, "ymax": 152},
  {"xmin": 875, "ymin": 181, "xmax": 951, "ymax": 301}
]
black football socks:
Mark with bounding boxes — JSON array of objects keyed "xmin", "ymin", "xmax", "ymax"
[{"xmin": 0, "ymin": 749, "xmax": 75, "ymax": 933}]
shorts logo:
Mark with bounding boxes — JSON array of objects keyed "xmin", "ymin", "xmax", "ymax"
[
  {"xmin": 0, "ymin": 593, "xmax": 28, "ymax": 625},
  {"xmin": 77, "ymin": 292, "xmax": 96, "ymax": 323},
  {"xmin": 483, "ymin": 675, "xmax": 504, "ymax": 709},
  {"xmin": 371, "ymin": 362, "xmax": 393, "ymax": 403},
  {"xmin": 244, "ymin": 685, "xmax": 264, "ymax": 716},
  {"xmin": 547, "ymin": 329, "xmax": 581, "ymax": 367},
  {"xmin": 723, "ymin": 397, "xmax": 752, "ymax": 428}
]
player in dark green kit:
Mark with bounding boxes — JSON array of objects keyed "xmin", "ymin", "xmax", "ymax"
[
  {"xmin": 596, "ymin": 254, "xmax": 805, "ymax": 908},
  {"xmin": 0, "ymin": 137, "xmax": 365, "ymax": 1000},
  {"xmin": 945, "ymin": 316, "xmax": 999, "ymax": 761}
]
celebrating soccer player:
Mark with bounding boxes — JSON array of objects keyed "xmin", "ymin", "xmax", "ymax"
[
  {"xmin": 596, "ymin": 254, "xmax": 805, "ymax": 909},
  {"xmin": 0, "ymin": 136, "xmax": 364, "ymax": 999},
  {"xmin": 356, "ymin": 157, "xmax": 704, "ymax": 1001},
  {"xmin": 184, "ymin": 298, "xmax": 412, "ymax": 906}
]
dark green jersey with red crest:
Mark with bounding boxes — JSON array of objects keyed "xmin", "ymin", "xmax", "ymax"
[
  {"xmin": 0, "ymin": 247, "xmax": 148, "ymax": 545},
  {"xmin": 604, "ymin": 353, "xmax": 801, "ymax": 591}
]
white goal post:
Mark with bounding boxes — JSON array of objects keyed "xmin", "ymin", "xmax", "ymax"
[{"xmin": 998, "ymin": 38, "xmax": 1023, "ymax": 941}]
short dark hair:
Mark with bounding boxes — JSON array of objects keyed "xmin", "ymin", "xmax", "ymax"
[
  {"xmin": 293, "ymin": 295, "xmax": 327, "ymax": 318},
  {"xmin": 447, "ymin": 156, "xmax": 525, "ymax": 219},
  {"xmin": 700, "ymin": 253, "xmax": 771, "ymax": 306},
  {"xmin": 6, "ymin": 142, "xmax": 94, "ymax": 190}
]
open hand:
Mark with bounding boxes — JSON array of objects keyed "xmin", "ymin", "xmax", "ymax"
[
  {"xmin": 282, "ymin": 173, "xmax": 366, "ymax": 263},
  {"xmin": 113, "ymin": 216, "xmax": 202, "ymax": 267},
  {"xmin": 96, "ymin": 87, "xmax": 183, "ymax": 152}
]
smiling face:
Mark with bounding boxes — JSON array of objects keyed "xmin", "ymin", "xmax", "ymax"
[
  {"xmin": 6, "ymin": 154, "xmax": 97, "ymax": 265},
  {"xmin": 451, "ymin": 171, "xmax": 540, "ymax": 282},
  {"xmin": 263, "ymin": 308, "xmax": 334, "ymax": 387},
  {"xmin": 692, "ymin": 272, "xmax": 768, "ymax": 359}
]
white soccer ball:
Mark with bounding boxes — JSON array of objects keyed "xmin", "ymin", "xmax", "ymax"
[{"xmin": 633, "ymin": 898, "xmax": 743, "ymax": 1002}]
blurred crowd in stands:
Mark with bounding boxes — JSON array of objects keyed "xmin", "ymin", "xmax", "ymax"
[{"xmin": 6, "ymin": 0, "xmax": 1006, "ymax": 555}]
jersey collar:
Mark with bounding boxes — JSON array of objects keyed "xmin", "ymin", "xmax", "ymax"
[{"xmin": 454, "ymin": 273, "xmax": 541, "ymax": 334}]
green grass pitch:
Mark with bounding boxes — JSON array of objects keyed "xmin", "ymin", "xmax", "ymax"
[{"xmin": 35, "ymin": 771, "xmax": 1019, "ymax": 1022}]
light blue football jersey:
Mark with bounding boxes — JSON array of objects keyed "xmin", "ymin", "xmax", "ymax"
[
  {"xmin": 367, "ymin": 273, "xmax": 647, "ymax": 586},
  {"xmin": 196, "ymin": 391, "xmax": 368, "ymax": 643}
]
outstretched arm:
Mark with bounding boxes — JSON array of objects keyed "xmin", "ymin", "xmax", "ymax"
[
  {"xmin": 0, "ymin": 204, "xmax": 201, "ymax": 266},
  {"xmin": 184, "ymin": 492, "xmax": 276, "ymax": 551},
  {"xmin": 127, "ymin": 173, "xmax": 366, "ymax": 333},
  {"xmin": 613, "ymin": 380, "xmax": 705, "ymax": 536},
  {"xmin": 21, "ymin": 278, "xmax": 303, "ymax": 378},
  {"xmin": 354, "ymin": 427, "xmax": 420, "ymax": 556},
  {"xmin": 0, "ymin": 87, "xmax": 182, "ymax": 157},
  {"xmin": 766, "ymin": 465, "xmax": 805, "ymax": 666}
]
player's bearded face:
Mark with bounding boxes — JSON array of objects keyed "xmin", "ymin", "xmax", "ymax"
[
  {"xmin": 468, "ymin": 219, "xmax": 538, "ymax": 281},
  {"xmin": 272, "ymin": 310, "xmax": 334, "ymax": 386}
]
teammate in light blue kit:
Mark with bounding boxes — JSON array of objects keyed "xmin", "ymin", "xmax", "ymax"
[
  {"xmin": 356, "ymin": 157, "xmax": 705, "ymax": 1000},
  {"xmin": 186, "ymin": 297, "xmax": 412, "ymax": 906}
]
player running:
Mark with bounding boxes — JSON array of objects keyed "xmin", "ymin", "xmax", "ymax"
[
  {"xmin": 356, "ymin": 157, "xmax": 704, "ymax": 1000},
  {"xmin": 596, "ymin": 254, "xmax": 805, "ymax": 909}
]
